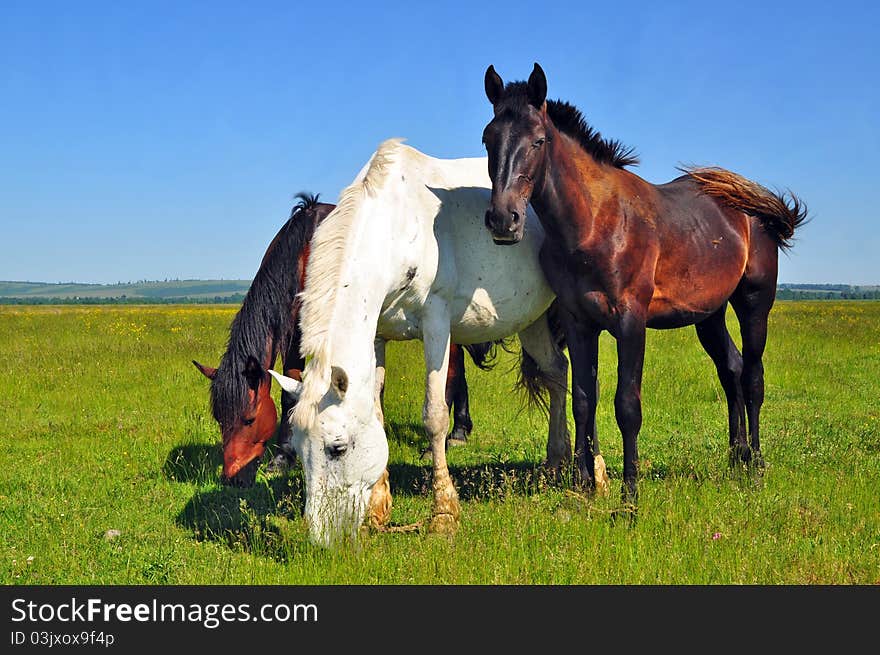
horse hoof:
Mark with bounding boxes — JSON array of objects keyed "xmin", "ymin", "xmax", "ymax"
[
  {"xmin": 367, "ymin": 470, "xmax": 393, "ymax": 528},
  {"xmin": 428, "ymin": 513, "xmax": 459, "ymax": 535},
  {"xmin": 728, "ymin": 444, "xmax": 752, "ymax": 467},
  {"xmin": 611, "ymin": 503, "xmax": 638, "ymax": 527},
  {"xmin": 594, "ymin": 454, "xmax": 611, "ymax": 497},
  {"xmin": 750, "ymin": 451, "xmax": 766, "ymax": 472},
  {"xmin": 447, "ymin": 426, "xmax": 470, "ymax": 446},
  {"xmin": 540, "ymin": 459, "xmax": 566, "ymax": 487}
]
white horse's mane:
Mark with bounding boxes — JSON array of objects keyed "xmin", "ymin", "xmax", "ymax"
[{"xmin": 292, "ymin": 138, "xmax": 404, "ymax": 428}]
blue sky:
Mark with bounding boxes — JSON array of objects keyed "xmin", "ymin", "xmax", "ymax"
[{"xmin": 1, "ymin": 1, "xmax": 877, "ymax": 284}]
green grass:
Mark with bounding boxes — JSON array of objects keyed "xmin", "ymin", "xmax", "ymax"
[{"xmin": 1, "ymin": 302, "xmax": 878, "ymax": 584}]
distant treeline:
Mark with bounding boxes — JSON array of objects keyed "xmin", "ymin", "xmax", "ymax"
[
  {"xmin": 2, "ymin": 285, "xmax": 878, "ymax": 305},
  {"xmin": 777, "ymin": 291, "xmax": 880, "ymax": 300},
  {"xmin": 776, "ymin": 284, "xmax": 880, "ymax": 301},
  {"xmin": 0, "ymin": 294, "xmax": 246, "ymax": 305}
]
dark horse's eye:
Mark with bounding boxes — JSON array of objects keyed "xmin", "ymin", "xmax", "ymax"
[
  {"xmin": 242, "ymin": 417, "xmax": 255, "ymax": 426},
  {"xmin": 533, "ymin": 137, "xmax": 546, "ymax": 148}
]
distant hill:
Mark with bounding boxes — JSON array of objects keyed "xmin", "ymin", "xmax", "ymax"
[
  {"xmin": 0, "ymin": 280, "xmax": 252, "ymax": 304},
  {"xmin": 1, "ymin": 280, "xmax": 878, "ymax": 305}
]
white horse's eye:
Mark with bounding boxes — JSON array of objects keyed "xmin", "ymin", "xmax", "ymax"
[{"xmin": 327, "ymin": 443, "xmax": 348, "ymax": 458}]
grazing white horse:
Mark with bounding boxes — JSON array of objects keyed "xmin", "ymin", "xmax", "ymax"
[{"xmin": 270, "ymin": 139, "xmax": 606, "ymax": 546}]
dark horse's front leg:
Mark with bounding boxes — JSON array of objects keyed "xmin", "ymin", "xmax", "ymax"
[
  {"xmin": 446, "ymin": 343, "xmax": 473, "ymax": 444},
  {"xmin": 558, "ymin": 307, "xmax": 605, "ymax": 491},
  {"xmin": 613, "ymin": 310, "xmax": 647, "ymax": 506}
]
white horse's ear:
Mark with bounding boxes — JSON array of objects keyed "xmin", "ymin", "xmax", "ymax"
[
  {"xmin": 267, "ymin": 369, "xmax": 302, "ymax": 398},
  {"xmin": 330, "ymin": 366, "xmax": 348, "ymax": 401}
]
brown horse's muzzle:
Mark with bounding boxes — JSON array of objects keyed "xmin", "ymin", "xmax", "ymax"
[
  {"xmin": 221, "ymin": 455, "xmax": 261, "ymax": 488},
  {"xmin": 485, "ymin": 204, "xmax": 525, "ymax": 245}
]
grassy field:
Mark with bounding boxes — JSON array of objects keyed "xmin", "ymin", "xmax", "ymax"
[{"xmin": 1, "ymin": 302, "xmax": 878, "ymax": 584}]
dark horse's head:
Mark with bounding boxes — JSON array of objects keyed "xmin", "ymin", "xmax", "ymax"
[
  {"xmin": 482, "ymin": 63, "xmax": 639, "ymax": 244},
  {"xmin": 193, "ymin": 193, "xmax": 332, "ymax": 487},
  {"xmin": 193, "ymin": 357, "xmax": 278, "ymax": 486},
  {"xmin": 482, "ymin": 63, "xmax": 551, "ymax": 245}
]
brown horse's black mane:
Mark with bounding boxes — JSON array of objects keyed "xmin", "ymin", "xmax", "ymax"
[
  {"xmin": 498, "ymin": 81, "xmax": 639, "ymax": 169},
  {"xmin": 210, "ymin": 192, "xmax": 323, "ymax": 429}
]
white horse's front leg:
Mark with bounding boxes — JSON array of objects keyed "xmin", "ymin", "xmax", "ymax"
[
  {"xmin": 367, "ymin": 337, "xmax": 392, "ymax": 529},
  {"xmin": 373, "ymin": 337, "xmax": 387, "ymax": 426},
  {"xmin": 422, "ymin": 300, "xmax": 459, "ymax": 534}
]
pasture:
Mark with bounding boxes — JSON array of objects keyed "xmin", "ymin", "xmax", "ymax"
[{"xmin": 1, "ymin": 302, "xmax": 878, "ymax": 584}]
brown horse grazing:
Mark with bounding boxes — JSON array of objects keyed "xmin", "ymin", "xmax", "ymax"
[
  {"xmin": 193, "ymin": 194, "xmax": 492, "ymax": 486},
  {"xmin": 482, "ymin": 63, "xmax": 808, "ymax": 505}
]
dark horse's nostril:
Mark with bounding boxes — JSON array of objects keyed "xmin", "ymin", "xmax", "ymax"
[
  {"xmin": 327, "ymin": 443, "xmax": 347, "ymax": 458},
  {"xmin": 510, "ymin": 211, "xmax": 520, "ymax": 230}
]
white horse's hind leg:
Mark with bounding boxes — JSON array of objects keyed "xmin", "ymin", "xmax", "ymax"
[
  {"xmin": 517, "ymin": 314, "xmax": 572, "ymax": 470},
  {"xmin": 421, "ymin": 301, "xmax": 460, "ymax": 534}
]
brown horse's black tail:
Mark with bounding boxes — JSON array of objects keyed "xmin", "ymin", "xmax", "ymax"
[
  {"xmin": 516, "ymin": 300, "xmax": 567, "ymax": 416},
  {"xmin": 682, "ymin": 166, "xmax": 809, "ymax": 251}
]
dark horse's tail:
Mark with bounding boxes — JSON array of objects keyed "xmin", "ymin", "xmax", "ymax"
[
  {"xmin": 461, "ymin": 339, "xmax": 515, "ymax": 371},
  {"xmin": 516, "ymin": 300, "xmax": 567, "ymax": 415},
  {"xmin": 682, "ymin": 166, "xmax": 808, "ymax": 251}
]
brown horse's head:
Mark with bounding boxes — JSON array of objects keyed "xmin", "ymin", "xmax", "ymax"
[
  {"xmin": 482, "ymin": 62, "xmax": 550, "ymax": 245},
  {"xmin": 193, "ymin": 356, "xmax": 278, "ymax": 487}
]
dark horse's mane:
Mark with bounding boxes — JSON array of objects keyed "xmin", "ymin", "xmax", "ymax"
[
  {"xmin": 209, "ymin": 193, "xmax": 322, "ymax": 429},
  {"xmin": 499, "ymin": 81, "xmax": 640, "ymax": 169}
]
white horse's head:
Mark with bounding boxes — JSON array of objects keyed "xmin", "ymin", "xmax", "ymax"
[{"xmin": 269, "ymin": 366, "xmax": 388, "ymax": 547}]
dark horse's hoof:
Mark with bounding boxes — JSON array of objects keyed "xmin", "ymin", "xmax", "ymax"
[
  {"xmin": 610, "ymin": 502, "xmax": 638, "ymax": 527},
  {"xmin": 446, "ymin": 426, "xmax": 470, "ymax": 446},
  {"xmin": 750, "ymin": 450, "xmax": 766, "ymax": 472},
  {"xmin": 728, "ymin": 445, "xmax": 765, "ymax": 474},
  {"xmin": 728, "ymin": 444, "xmax": 753, "ymax": 467}
]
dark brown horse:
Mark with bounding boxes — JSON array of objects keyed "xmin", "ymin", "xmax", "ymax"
[
  {"xmin": 482, "ymin": 63, "xmax": 807, "ymax": 504},
  {"xmin": 193, "ymin": 194, "xmax": 491, "ymax": 486}
]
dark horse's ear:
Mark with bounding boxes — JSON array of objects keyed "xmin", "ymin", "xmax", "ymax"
[
  {"xmin": 527, "ymin": 62, "xmax": 547, "ymax": 108},
  {"xmin": 243, "ymin": 356, "xmax": 265, "ymax": 391},
  {"xmin": 485, "ymin": 65, "xmax": 504, "ymax": 105},
  {"xmin": 192, "ymin": 360, "xmax": 217, "ymax": 380}
]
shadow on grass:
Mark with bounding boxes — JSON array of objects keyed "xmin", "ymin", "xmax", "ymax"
[
  {"xmin": 170, "ymin": 436, "xmax": 764, "ymax": 559},
  {"xmin": 175, "ymin": 472, "xmax": 306, "ymax": 555},
  {"xmin": 385, "ymin": 419, "xmax": 425, "ymax": 449},
  {"xmin": 387, "ymin": 460, "xmax": 559, "ymax": 501},
  {"xmin": 172, "ymin": 453, "xmax": 559, "ymax": 558},
  {"xmin": 163, "ymin": 443, "xmax": 222, "ymax": 485}
]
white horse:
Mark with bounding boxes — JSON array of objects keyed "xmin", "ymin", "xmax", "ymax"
[{"xmin": 269, "ymin": 139, "xmax": 607, "ymax": 546}]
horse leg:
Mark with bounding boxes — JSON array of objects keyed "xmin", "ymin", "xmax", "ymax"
[
  {"xmin": 374, "ymin": 337, "xmax": 387, "ymax": 426},
  {"xmin": 613, "ymin": 310, "xmax": 647, "ymax": 506},
  {"xmin": 558, "ymin": 307, "xmax": 603, "ymax": 492},
  {"xmin": 446, "ymin": 343, "xmax": 473, "ymax": 444},
  {"xmin": 694, "ymin": 303, "xmax": 748, "ymax": 465},
  {"xmin": 367, "ymin": 337, "xmax": 392, "ymax": 528},
  {"xmin": 516, "ymin": 313, "xmax": 574, "ymax": 475},
  {"xmin": 731, "ymin": 286, "xmax": 775, "ymax": 470},
  {"xmin": 422, "ymin": 301, "xmax": 460, "ymax": 534}
]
